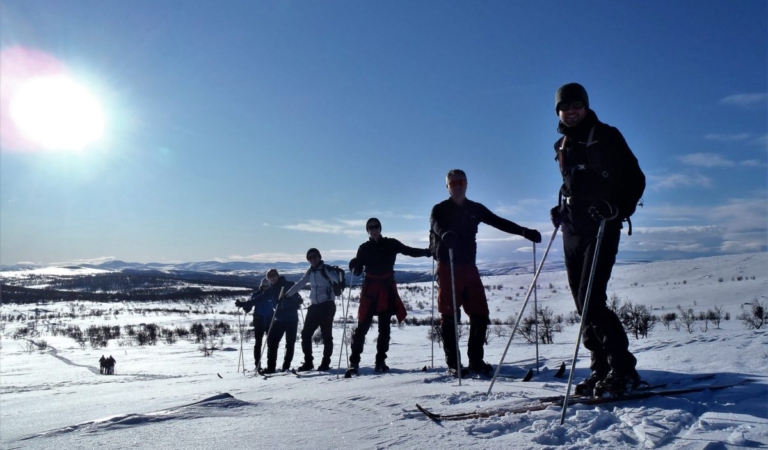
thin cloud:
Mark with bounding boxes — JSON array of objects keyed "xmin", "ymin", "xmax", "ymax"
[
  {"xmin": 648, "ymin": 172, "xmax": 713, "ymax": 191},
  {"xmin": 748, "ymin": 134, "xmax": 768, "ymax": 148},
  {"xmin": 704, "ymin": 133, "xmax": 751, "ymax": 142},
  {"xmin": 678, "ymin": 153, "xmax": 735, "ymax": 168},
  {"xmin": 719, "ymin": 93, "xmax": 768, "ymax": 108},
  {"xmin": 280, "ymin": 219, "xmax": 364, "ymax": 237}
]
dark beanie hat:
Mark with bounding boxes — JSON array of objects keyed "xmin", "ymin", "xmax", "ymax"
[
  {"xmin": 365, "ymin": 217, "xmax": 381, "ymax": 230},
  {"xmin": 555, "ymin": 83, "xmax": 589, "ymax": 114},
  {"xmin": 306, "ymin": 248, "xmax": 321, "ymax": 260}
]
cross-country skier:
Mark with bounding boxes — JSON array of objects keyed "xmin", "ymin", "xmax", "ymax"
[
  {"xmin": 430, "ymin": 169, "xmax": 542, "ymax": 376},
  {"xmin": 283, "ymin": 248, "xmax": 340, "ymax": 372},
  {"xmin": 235, "ymin": 277, "xmax": 275, "ymax": 371},
  {"xmin": 550, "ymin": 82, "xmax": 644, "ymax": 396},
  {"xmin": 264, "ymin": 268, "xmax": 302, "ymax": 372},
  {"xmin": 346, "ymin": 218, "xmax": 431, "ymax": 376}
]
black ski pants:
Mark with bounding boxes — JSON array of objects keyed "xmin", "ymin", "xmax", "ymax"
[
  {"xmin": 267, "ymin": 320, "xmax": 298, "ymax": 371},
  {"xmin": 301, "ymin": 301, "xmax": 336, "ymax": 365},
  {"xmin": 563, "ymin": 222, "xmax": 636, "ymax": 376},
  {"xmin": 253, "ymin": 315, "xmax": 270, "ymax": 368},
  {"xmin": 349, "ymin": 310, "xmax": 392, "ymax": 366},
  {"xmin": 440, "ymin": 311, "xmax": 489, "ymax": 368}
]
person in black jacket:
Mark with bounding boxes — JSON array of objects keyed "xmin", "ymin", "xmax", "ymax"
[
  {"xmin": 346, "ymin": 218, "xmax": 431, "ymax": 375},
  {"xmin": 550, "ymin": 82, "xmax": 643, "ymax": 396},
  {"xmin": 264, "ymin": 268, "xmax": 302, "ymax": 372},
  {"xmin": 431, "ymin": 169, "xmax": 542, "ymax": 375}
]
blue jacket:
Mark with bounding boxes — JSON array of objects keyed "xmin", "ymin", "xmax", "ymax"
[{"xmin": 240, "ymin": 289, "xmax": 275, "ymax": 328}]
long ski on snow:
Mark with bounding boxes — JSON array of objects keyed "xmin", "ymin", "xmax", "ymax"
[{"xmin": 416, "ymin": 377, "xmax": 751, "ymax": 422}]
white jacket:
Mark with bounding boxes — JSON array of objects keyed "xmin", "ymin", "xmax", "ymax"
[{"xmin": 283, "ymin": 261, "xmax": 340, "ymax": 305}]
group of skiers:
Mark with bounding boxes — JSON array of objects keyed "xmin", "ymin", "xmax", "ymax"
[
  {"xmin": 235, "ymin": 83, "xmax": 645, "ymax": 397},
  {"xmin": 99, "ymin": 355, "xmax": 116, "ymax": 375}
]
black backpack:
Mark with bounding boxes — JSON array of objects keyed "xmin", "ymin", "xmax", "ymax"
[{"xmin": 320, "ymin": 265, "xmax": 347, "ymax": 296}]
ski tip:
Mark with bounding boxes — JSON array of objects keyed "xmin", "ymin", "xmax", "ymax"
[
  {"xmin": 554, "ymin": 362, "xmax": 566, "ymax": 378},
  {"xmin": 217, "ymin": 373, "xmax": 222, "ymax": 379},
  {"xmin": 522, "ymin": 369, "xmax": 534, "ymax": 382},
  {"xmin": 422, "ymin": 365, "xmax": 428, "ymax": 372}
]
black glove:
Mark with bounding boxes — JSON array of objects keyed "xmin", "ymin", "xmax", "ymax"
[
  {"xmin": 588, "ymin": 200, "xmax": 618, "ymax": 221},
  {"xmin": 235, "ymin": 300, "xmax": 243, "ymax": 308},
  {"xmin": 349, "ymin": 258, "xmax": 363, "ymax": 277},
  {"xmin": 550, "ymin": 206, "xmax": 562, "ymax": 228},
  {"xmin": 441, "ymin": 231, "xmax": 458, "ymax": 249},
  {"xmin": 422, "ymin": 248, "xmax": 432, "ymax": 257},
  {"xmin": 522, "ymin": 228, "xmax": 542, "ymax": 244}
]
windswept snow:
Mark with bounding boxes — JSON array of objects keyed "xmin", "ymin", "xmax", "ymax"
[{"xmin": 2, "ymin": 252, "xmax": 767, "ymax": 449}]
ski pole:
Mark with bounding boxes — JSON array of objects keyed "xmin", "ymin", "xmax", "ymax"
[
  {"xmin": 237, "ymin": 306, "xmax": 245, "ymax": 374},
  {"xmin": 257, "ymin": 287, "xmax": 284, "ymax": 373},
  {"xmin": 487, "ymin": 226, "xmax": 559, "ymax": 396},
  {"xmin": 533, "ymin": 242, "xmax": 540, "ymax": 375},
  {"xmin": 560, "ymin": 219, "xmax": 606, "ymax": 424},
  {"xmin": 337, "ymin": 274, "xmax": 355, "ymax": 378},
  {"xmin": 448, "ymin": 248, "xmax": 462, "ymax": 385},
  {"xmin": 431, "ymin": 258, "xmax": 436, "ymax": 369}
]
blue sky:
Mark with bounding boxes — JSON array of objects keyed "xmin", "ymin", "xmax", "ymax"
[{"xmin": 1, "ymin": 1, "xmax": 766, "ymax": 267}]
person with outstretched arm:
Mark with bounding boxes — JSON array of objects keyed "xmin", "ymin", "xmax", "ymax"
[
  {"xmin": 282, "ymin": 248, "xmax": 340, "ymax": 372},
  {"xmin": 346, "ymin": 218, "xmax": 431, "ymax": 376},
  {"xmin": 430, "ymin": 169, "xmax": 542, "ymax": 376}
]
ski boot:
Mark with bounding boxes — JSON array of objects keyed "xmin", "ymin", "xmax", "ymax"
[
  {"xmin": 469, "ymin": 360, "xmax": 494, "ymax": 376},
  {"xmin": 574, "ymin": 371, "xmax": 607, "ymax": 397},
  {"xmin": 317, "ymin": 358, "xmax": 331, "ymax": 371},
  {"xmin": 374, "ymin": 362, "xmax": 389, "ymax": 373},
  {"xmin": 447, "ymin": 364, "xmax": 470, "ymax": 378},
  {"xmin": 344, "ymin": 363, "xmax": 359, "ymax": 378},
  {"xmin": 593, "ymin": 370, "xmax": 641, "ymax": 397},
  {"xmin": 297, "ymin": 361, "xmax": 314, "ymax": 372}
]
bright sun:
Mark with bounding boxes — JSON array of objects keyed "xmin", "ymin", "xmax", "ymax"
[{"xmin": 9, "ymin": 75, "xmax": 105, "ymax": 151}]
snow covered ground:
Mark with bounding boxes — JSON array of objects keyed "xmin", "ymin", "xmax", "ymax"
[{"xmin": 2, "ymin": 252, "xmax": 767, "ymax": 449}]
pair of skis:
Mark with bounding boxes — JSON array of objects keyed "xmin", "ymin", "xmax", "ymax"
[{"xmin": 416, "ymin": 375, "xmax": 751, "ymax": 422}]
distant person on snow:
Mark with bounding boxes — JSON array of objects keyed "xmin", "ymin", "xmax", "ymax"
[
  {"xmin": 283, "ymin": 248, "xmax": 340, "ymax": 372},
  {"xmin": 106, "ymin": 355, "xmax": 116, "ymax": 374},
  {"xmin": 430, "ymin": 169, "xmax": 542, "ymax": 376},
  {"xmin": 264, "ymin": 268, "xmax": 303, "ymax": 372},
  {"xmin": 346, "ymin": 218, "xmax": 431, "ymax": 376},
  {"xmin": 235, "ymin": 277, "xmax": 274, "ymax": 371},
  {"xmin": 549, "ymin": 82, "xmax": 645, "ymax": 396},
  {"xmin": 99, "ymin": 355, "xmax": 107, "ymax": 374}
]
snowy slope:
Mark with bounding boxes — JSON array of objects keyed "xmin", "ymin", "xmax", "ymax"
[{"xmin": 1, "ymin": 252, "xmax": 766, "ymax": 449}]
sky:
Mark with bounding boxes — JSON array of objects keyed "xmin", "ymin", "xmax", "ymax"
[{"xmin": 0, "ymin": 0, "xmax": 766, "ymax": 267}]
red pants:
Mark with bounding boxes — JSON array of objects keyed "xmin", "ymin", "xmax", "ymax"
[{"xmin": 436, "ymin": 262, "xmax": 489, "ymax": 317}]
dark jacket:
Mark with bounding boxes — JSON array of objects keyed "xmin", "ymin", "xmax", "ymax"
[
  {"xmin": 240, "ymin": 289, "xmax": 275, "ymax": 327},
  {"xmin": 430, "ymin": 198, "xmax": 525, "ymax": 264},
  {"xmin": 554, "ymin": 110, "xmax": 643, "ymax": 235},
  {"xmin": 351, "ymin": 237, "xmax": 429, "ymax": 276},
  {"xmin": 268, "ymin": 276, "xmax": 302, "ymax": 323}
]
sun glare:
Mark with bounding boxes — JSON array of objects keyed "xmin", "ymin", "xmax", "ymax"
[{"xmin": 9, "ymin": 75, "xmax": 105, "ymax": 151}]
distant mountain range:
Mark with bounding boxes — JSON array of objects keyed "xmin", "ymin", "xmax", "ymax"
[{"xmin": 0, "ymin": 258, "xmax": 570, "ymax": 283}]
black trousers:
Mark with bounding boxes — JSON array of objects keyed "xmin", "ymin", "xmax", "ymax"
[
  {"xmin": 301, "ymin": 301, "xmax": 336, "ymax": 364},
  {"xmin": 440, "ymin": 310, "xmax": 489, "ymax": 368},
  {"xmin": 563, "ymin": 222, "xmax": 636, "ymax": 375},
  {"xmin": 350, "ymin": 311, "xmax": 392, "ymax": 366},
  {"xmin": 268, "ymin": 320, "xmax": 298, "ymax": 370},
  {"xmin": 253, "ymin": 315, "xmax": 269, "ymax": 368}
]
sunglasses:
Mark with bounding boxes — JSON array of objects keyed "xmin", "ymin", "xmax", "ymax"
[
  {"xmin": 367, "ymin": 224, "xmax": 381, "ymax": 231},
  {"xmin": 307, "ymin": 254, "xmax": 320, "ymax": 260},
  {"xmin": 558, "ymin": 101, "xmax": 585, "ymax": 112},
  {"xmin": 447, "ymin": 179, "xmax": 467, "ymax": 188}
]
